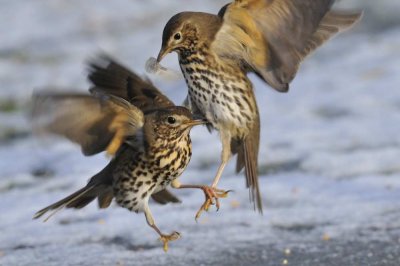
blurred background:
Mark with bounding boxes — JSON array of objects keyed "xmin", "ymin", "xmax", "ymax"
[{"xmin": 0, "ymin": 1, "xmax": 399, "ymax": 265}]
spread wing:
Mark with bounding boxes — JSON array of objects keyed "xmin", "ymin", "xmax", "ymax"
[
  {"xmin": 32, "ymin": 92, "xmax": 144, "ymax": 156},
  {"xmin": 87, "ymin": 55, "xmax": 175, "ymax": 111},
  {"xmin": 87, "ymin": 56, "xmax": 182, "ymax": 204},
  {"xmin": 213, "ymin": 0, "xmax": 362, "ymax": 92}
]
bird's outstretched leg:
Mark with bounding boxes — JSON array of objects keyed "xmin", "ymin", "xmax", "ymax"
[
  {"xmin": 171, "ymin": 179, "xmax": 231, "ymax": 220},
  {"xmin": 199, "ymin": 130, "xmax": 232, "ymax": 216},
  {"xmin": 173, "ymin": 130, "xmax": 232, "ymax": 219},
  {"xmin": 144, "ymin": 205, "xmax": 180, "ymax": 252},
  {"xmin": 202, "ymin": 130, "xmax": 232, "ymax": 217}
]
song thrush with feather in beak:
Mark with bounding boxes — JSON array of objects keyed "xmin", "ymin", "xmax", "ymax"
[
  {"xmin": 156, "ymin": 0, "xmax": 362, "ymax": 217},
  {"xmin": 33, "ymin": 56, "xmax": 208, "ymax": 251}
]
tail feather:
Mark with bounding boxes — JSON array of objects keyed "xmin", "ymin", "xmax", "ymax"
[
  {"xmin": 243, "ymin": 138, "xmax": 262, "ymax": 213},
  {"xmin": 151, "ymin": 189, "xmax": 181, "ymax": 205},
  {"xmin": 235, "ymin": 116, "xmax": 262, "ymax": 213},
  {"xmin": 34, "ymin": 185, "xmax": 97, "ymax": 221},
  {"xmin": 97, "ymin": 189, "xmax": 114, "ymax": 209},
  {"xmin": 66, "ymin": 191, "xmax": 97, "ymax": 209},
  {"xmin": 33, "ymin": 153, "xmax": 118, "ymax": 221},
  {"xmin": 235, "ymin": 141, "xmax": 245, "ymax": 173}
]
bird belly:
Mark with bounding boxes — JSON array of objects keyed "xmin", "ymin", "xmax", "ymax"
[
  {"xmin": 183, "ymin": 66, "xmax": 255, "ymax": 134},
  {"xmin": 113, "ymin": 152, "xmax": 158, "ymax": 213},
  {"xmin": 114, "ymin": 136, "xmax": 191, "ymax": 213},
  {"xmin": 114, "ymin": 175, "xmax": 156, "ymax": 213}
]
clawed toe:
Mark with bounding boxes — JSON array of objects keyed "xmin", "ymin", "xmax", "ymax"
[
  {"xmin": 195, "ymin": 186, "xmax": 231, "ymax": 220},
  {"xmin": 159, "ymin": 231, "xmax": 181, "ymax": 252},
  {"xmin": 213, "ymin": 188, "xmax": 232, "ymax": 198}
]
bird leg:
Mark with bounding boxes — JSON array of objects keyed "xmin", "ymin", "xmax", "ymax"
[
  {"xmin": 171, "ymin": 179, "xmax": 231, "ymax": 221},
  {"xmin": 196, "ymin": 130, "xmax": 232, "ymax": 218},
  {"xmin": 144, "ymin": 205, "xmax": 180, "ymax": 252},
  {"xmin": 212, "ymin": 129, "xmax": 232, "ymax": 188},
  {"xmin": 171, "ymin": 131, "xmax": 233, "ymax": 219}
]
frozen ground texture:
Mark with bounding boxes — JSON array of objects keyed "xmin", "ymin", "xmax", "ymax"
[{"xmin": 1, "ymin": 1, "xmax": 400, "ymax": 265}]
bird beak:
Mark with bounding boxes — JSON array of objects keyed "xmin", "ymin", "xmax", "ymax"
[
  {"xmin": 185, "ymin": 119, "xmax": 207, "ymax": 127},
  {"xmin": 157, "ymin": 45, "xmax": 172, "ymax": 63}
]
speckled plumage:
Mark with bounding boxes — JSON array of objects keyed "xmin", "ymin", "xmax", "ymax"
[
  {"xmin": 113, "ymin": 112, "xmax": 192, "ymax": 214},
  {"xmin": 180, "ymin": 45, "xmax": 257, "ymax": 138},
  {"xmin": 157, "ymin": 0, "xmax": 362, "ymax": 215},
  {"xmin": 33, "ymin": 56, "xmax": 203, "ymax": 251}
]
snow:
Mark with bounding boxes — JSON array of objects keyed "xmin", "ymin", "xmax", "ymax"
[{"xmin": 1, "ymin": 0, "xmax": 400, "ymax": 265}]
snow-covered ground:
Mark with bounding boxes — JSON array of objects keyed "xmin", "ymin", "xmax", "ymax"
[{"xmin": 1, "ymin": 1, "xmax": 400, "ymax": 265}]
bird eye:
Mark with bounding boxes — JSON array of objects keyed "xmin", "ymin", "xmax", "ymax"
[
  {"xmin": 174, "ymin": 33, "xmax": 181, "ymax": 40},
  {"xmin": 167, "ymin": 116, "xmax": 176, "ymax": 124}
]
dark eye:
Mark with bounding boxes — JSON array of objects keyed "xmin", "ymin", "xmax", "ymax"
[
  {"xmin": 174, "ymin": 33, "xmax": 181, "ymax": 40},
  {"xmin": 167, "ymin": 116, "xmax": 176, "ymax": 124}
]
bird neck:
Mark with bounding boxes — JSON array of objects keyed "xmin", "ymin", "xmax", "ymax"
[
  {"xmin": 178, "ymin": 42, "xmax": 211, "ymax": 66},
  {"xmin": 148, "ymin": 133, "xmax": 192, "ymax": 170},
  {"xmin": 179, "ymin": 43, "xmax": 250, "ymax": 86}
]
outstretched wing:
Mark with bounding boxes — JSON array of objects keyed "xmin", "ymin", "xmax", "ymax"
[
  {"xmin": 87, "ymin": 56, "xmax": 182, "ymax": 204},
  {"xmin": 213, "ymin": 0, "xmax": 362, "ymax": 92},
  {"xmin": 87, "ymin": 55, "xmax": 175, "ymax": 112},
  {"xmin": 32, "ymin": 92, "xmax": 144, "ymax": 156}
]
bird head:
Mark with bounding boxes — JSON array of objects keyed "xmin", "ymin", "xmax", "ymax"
[
  {"xmin": 157, "ymin": 12, "xmax": 222, "ymax": 62},
  {"xmin": 145, "ymin": 106, "xmax": 206, "ymax": 142}
]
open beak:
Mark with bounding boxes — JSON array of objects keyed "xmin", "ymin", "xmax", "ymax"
[{"xmin": 157, "ymin": 45, "xmax": 172, "ymax": 63}]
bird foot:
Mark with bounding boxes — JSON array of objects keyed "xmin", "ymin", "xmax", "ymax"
[
  {"xmin": 195, "ymin": 186, "xmax": 231, "ymax": 220},
  {"xmin": 159, "ymin": 231, "xmax": 181, "ymax": 252}
]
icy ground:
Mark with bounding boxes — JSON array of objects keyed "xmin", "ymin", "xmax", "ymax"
[{"xmin": 1, "ymin": 1, "xmax": 400, "ymax": 265}]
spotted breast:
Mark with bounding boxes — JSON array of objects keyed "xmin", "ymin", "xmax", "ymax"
[
  {"xmin": 179, "ymin": 48, "xmax": 258, "ymax": 138},
  {"xmin": 114, "ymin": 132, "xmax": 192, "ymax": 213}
]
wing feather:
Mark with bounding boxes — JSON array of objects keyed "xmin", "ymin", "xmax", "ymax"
[
  {"xmin": 87, "ymin": 57, "xmax": 182, "ymax": 202},
  {"xmin": 213, "ymin": 0, "xmax": 362, "ymax": 91},
  {"xmin": 32, "ymin": 92, "xmax": 144, "ymax": 156},
  {"xmin": 88, "ymin": 55, "xmax": 175, "ymax": 111}
]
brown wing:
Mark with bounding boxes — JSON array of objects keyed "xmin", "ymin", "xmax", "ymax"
[
  {"xmin": 214, "ymin": 0, "xmax": 362, "ymax": 92},
  {"xmin": 87, "ymin": 56, "xmax": 182, "ymax": 203},
  {"xmin": 87, "ymin": 55, "xmax": 175, "ymax": 111},
  {"xmin": 32, "ymin": 92, "xmax": 144, "ymax": 156}
]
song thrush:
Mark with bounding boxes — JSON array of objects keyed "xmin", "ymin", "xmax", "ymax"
[
  {"xmin": 156, "ymin": 0, "xmax": 362, "ymax": 216},
  {"xmin": 33, "ymin": 56, "xmax": 207, "ymax": 251}
]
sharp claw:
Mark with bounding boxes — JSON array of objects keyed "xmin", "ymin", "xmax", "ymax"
[
  {"xmin": 195, "ymin": 203, "xmax": 207, "ymax": 221},
  {"xmin": 216, "ymin": 189, "xmax": 233, "ymax": 198},
  {"xmin": 195, "ymin": 208, "xmax": 203, "ymax": 221},
  {"xmin": 194, "ymin": 186, "xmax": 231, "ymax": 219}
]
